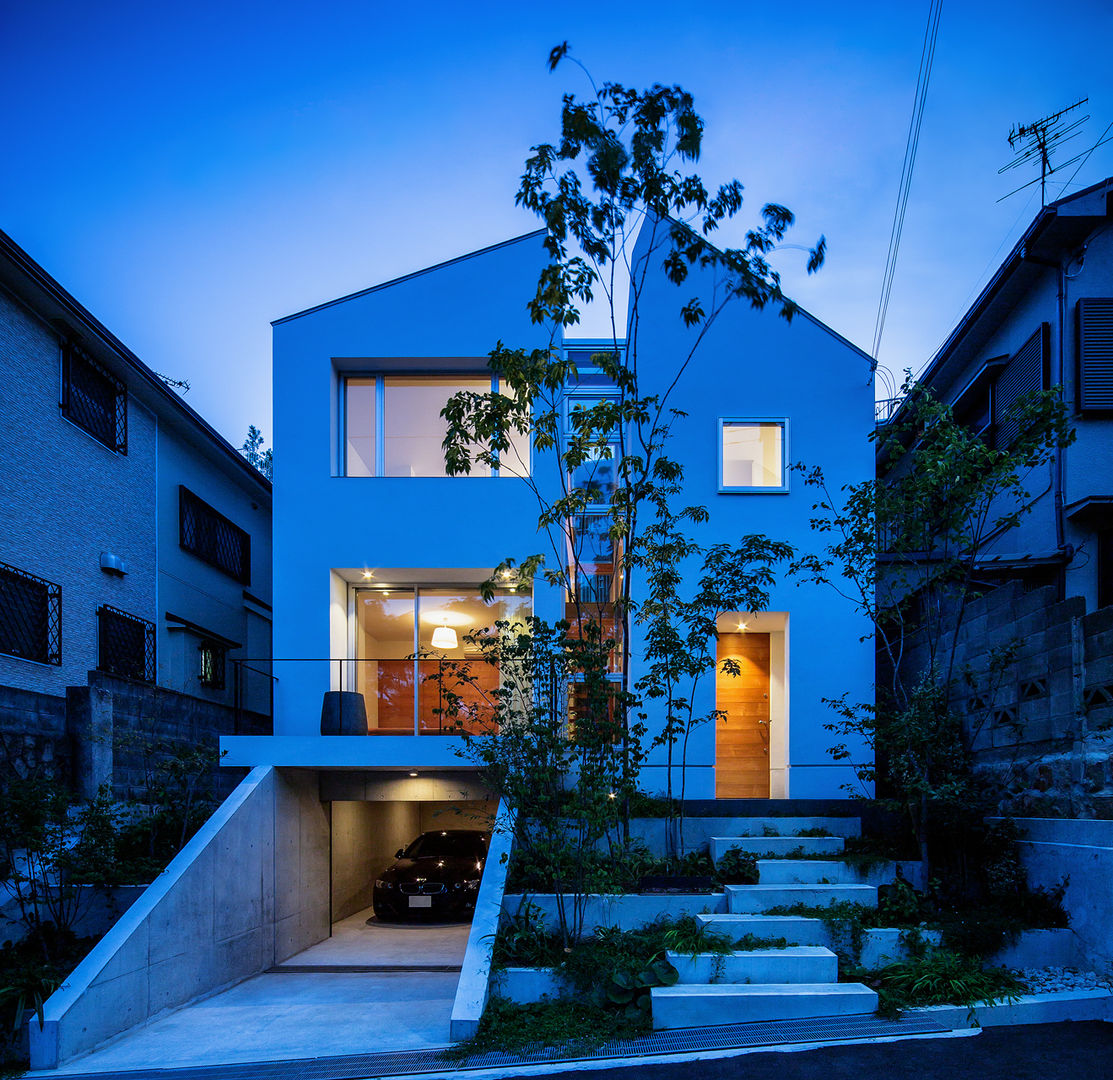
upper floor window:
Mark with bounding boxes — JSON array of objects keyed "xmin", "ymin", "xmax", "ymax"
[
  {"xmin": 720, "ymin": 419, "xmax": 788, "ymax": 492},
  {"xmin": 61, "ymin": 343, "xmax": 127, "ymax": 453},
  {"xmin": 179, "ymin": 486, "xmax": 251, "ymax": 584},
  {"xmin": 343, "ymin": 374, "xmax": 529, "ymax": 478},
  {"xmin": 1078, "ymin": 298, "xmax": 1113, "ymax": 414},
  {"xmin": 993, "ymin": 325, "xmax": 1048, "ymax": 447},
  {"xmin": 97, "ymin": 604, "xmax": 155, "ymax": 682},
  {"xmin": 0, "ymin": 562, "xmax": 61, "ymax": 665}
]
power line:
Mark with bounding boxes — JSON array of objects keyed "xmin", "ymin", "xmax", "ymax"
[{"xmin": 871, "ymin": 0, "xmax": 943, "ymax": 369}]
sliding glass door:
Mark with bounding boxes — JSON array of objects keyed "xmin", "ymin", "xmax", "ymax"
[{"xmin": 354, "ymin": 585, "xmax": 530, "ymax": 734}]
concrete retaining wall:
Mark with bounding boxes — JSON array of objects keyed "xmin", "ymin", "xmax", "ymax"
[
  {"xmin": 450, "ymin": 803, "xmax": 513, "ymax": 1040},
  {"xmin": 503, "ymin": 893, "xmax": 727, "ymax": 933},
  {"xmin": 996, "ymin": 816, "xmax": 1113, "ymax": 974},
  {"xmin": 29, "ymin": 765, "xmax": 331, "ymax": 1069}
]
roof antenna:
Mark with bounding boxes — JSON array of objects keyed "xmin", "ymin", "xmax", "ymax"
[{"xmin": 998, "ymin": 98, "xmax": 1091, "ymax": 206}]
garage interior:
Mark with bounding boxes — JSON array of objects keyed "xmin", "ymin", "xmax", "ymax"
[{"xmin": 280, "ymin": 770, "xmax": 499, "ymax": 970}]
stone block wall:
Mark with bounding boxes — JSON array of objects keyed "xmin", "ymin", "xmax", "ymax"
[
  {"xmin": 0, "ymin": 672, "xmax": 262, "ymax": 800},
  {"xmin": 900, "ymin": 581, "xmax": 1113, "ymax": 816},
  {"xmin": 0, "ymin": 683, "xmax": 68, "ymax": 780}
]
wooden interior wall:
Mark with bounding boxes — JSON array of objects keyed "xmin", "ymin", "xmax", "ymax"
[{"xmin": 715, "ymin": 631, "xmax": 771, "ymax": 798}]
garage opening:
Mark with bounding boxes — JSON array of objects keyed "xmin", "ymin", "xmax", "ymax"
[{"xmin": 292, "ymin": 772, "xmax": 497, "ymax": 970}]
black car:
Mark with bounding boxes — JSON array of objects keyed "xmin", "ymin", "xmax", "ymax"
[{"xmin": 372, "ymin": 829, "xmax": 489, "ymax": 921}]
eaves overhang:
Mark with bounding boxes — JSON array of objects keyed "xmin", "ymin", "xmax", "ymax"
[
  {"xmin": 908, "ymin": 177, "xmax": 1113, "ymax": 398},
  {"xmin": 0, "ymin": 228, "xmax": 271, "ymax": 500}
]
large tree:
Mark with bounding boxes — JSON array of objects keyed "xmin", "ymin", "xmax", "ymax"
[{"xmin": 437, "ymin": 45, "xmax": 820, "ymax": 852}]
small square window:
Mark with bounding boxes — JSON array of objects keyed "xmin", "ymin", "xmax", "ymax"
[
  {"xmin": 199, "ymin": 641, "xmax": 227, "ymax": 690},
  {"xmin": 720, "ymin": 420, "xmax": 787, "ymax": 492}
]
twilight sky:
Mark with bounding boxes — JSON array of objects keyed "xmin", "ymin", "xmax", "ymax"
[{"xmin": 3, "ymin": 0, "xmax": 1112, "ymax": 448}]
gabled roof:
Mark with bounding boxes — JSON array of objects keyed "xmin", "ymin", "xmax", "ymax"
[
  {"xmin": 0, "ymin": 227, "xmax": 270, "ymax": 496},
  {"xmin": 632, "ymin": 213, "xmax": 873, "ymax": 366},
  {"xmin": 273, "ymin": 229, "xmax": 548, "ymax": 325},
  {"xmin": 917, "ymin": 176, "xmax": 1113, "ymax": 390}
]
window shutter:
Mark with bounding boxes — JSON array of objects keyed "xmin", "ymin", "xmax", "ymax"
[
  {"xmin": 1078, "ymin": 298, "xmax": 1113, "ymax": 413},
  {"xmin": 994, "ymin": 324, "xmax": 1049, "ymax": 447}
]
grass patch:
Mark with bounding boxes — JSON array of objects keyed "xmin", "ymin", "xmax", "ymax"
[
  {"xmin": 442, "ymin": 996, "xmax": 648, "ymax": 1059},
  {"xmin": 849, "ymin": 950, "xmax": 1024, "ymax": 1018}
]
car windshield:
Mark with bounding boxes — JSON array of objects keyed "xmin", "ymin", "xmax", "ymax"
[{"xmin": 403, "ymin": 833, "xmax": 486, "ymax": 860}]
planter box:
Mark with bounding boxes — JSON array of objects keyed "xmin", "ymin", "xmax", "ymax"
[
  {"xmin": 503, "ymin": 892, "xmax": 727, "ymax": 931},
  {"xmin": 491, "ymin": 966, "xmax": 568, "ymax": 1003}
]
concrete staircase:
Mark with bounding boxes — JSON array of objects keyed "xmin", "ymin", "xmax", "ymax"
[{"xmin": 651, "ymin": 815, "xmax": 894, "ymax": 1030}]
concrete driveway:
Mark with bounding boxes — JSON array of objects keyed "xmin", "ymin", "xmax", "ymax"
[{"xmin": 36, "ymin": 906, "xmax": 472, "ymax": 1075}]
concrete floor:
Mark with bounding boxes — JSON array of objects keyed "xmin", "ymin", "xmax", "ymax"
[
  {"xmin": 36, "ymin": 906, "xmax": 471, "ymax": 1076},
  {"xmin": 281, "ymin": 906, "xmax": 471, "ymax": 967}
]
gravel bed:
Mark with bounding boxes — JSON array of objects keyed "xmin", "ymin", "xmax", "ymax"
[{"xmin": 1016, "ymin": 966, "xmax": 1113, "ymax": 993}]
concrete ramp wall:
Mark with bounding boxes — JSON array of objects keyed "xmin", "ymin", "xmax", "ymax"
[{"xmin": 30, "ymin": 766, "xmax": 330, "ymax": 1070}]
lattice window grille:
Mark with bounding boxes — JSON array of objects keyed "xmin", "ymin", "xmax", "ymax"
[
  {"xmin": 0, "ymin": 563, "xmax": 61, "ymax": 665},
  {"xmin": 61, "ymin": 343, "xmax": 127, "ymax": 453},
  {"xmin": 97, "ymin": 605, "xmax": 155, "ymax": 682},
  {"xmin": 1078, "ymin": 298, "xmax": 1113, "ymax": 412},
  {"xmin": 179, "ymin": 487, "xmax": 251, "ymax": 584},
  {"xmin": 993, "ymin": 325, "xmax": 1048, "ymax": 448}
]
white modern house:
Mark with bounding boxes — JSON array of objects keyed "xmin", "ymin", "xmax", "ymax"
[
  {"xmin": 28, "ymin": 225, "xmax": 876, "ymax": 1069},
  {"xmin": 220, "ymin": 222, "xmax": 875, "ymax": 853}
]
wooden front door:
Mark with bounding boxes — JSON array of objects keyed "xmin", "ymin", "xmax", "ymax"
[{"xmin": 715, "ymin": 631, "xmax": 771, "ymax": 798}]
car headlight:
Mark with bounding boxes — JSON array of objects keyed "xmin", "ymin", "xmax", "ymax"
[{"xmin": 375, "ymin": 879, "xmax": 392, "ymax": 889}]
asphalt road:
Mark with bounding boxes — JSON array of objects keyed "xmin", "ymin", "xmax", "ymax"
[{"xmin": 536, "ymin": 1022, "xmax": 1113, "ymax": 1080}]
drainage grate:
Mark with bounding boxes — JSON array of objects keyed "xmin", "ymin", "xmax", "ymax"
[{"xmin": 39, "ymin": 1014, "xmax": 951, "ymax": 1080}]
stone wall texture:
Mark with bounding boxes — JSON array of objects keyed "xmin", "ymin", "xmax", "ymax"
[
  {"xmin": 0, "ymin": 672, "xmax": 263, "ymax": 798},
  {"xmin": 900, "ymin": 581, "xmax": 1113, "ymax": 817}
]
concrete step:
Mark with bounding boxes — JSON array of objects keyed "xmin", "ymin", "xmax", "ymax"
[
  {"xmin": 696, "ymin": 913, "xmax": 828, "ymax": 945},
  {"xmin": 756, "ymin": 859, "xmax": 897, "ymax": 886},
  {"xmin": 700, "ymin": 817, "xmax": 860, "ymax": 839},
  {"xmin": 667, "ymin": 946, "xmax": 838, "ymax": 985},
  {"xmin": 726, "ymin": 883, "xmax": 877, "ymax": 913},
  {"xmin": 711, "ymin": 835, "xmax": 845, "ymax": 860},
  {"xmin": 651, "ymin": 982, "xmax": 879, "ymax": 1028}
]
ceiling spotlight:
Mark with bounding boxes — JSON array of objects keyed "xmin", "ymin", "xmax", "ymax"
[
  {"xmin": 409, "ymin": 771, "xmax": 419, "ymax": 778},
  {"xmin": 361, "ymin": 570, "xmax": 374, "ymax": 580}
]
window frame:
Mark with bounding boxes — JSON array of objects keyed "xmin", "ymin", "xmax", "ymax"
[
  {"xmin": 60, "ymin": 341, "xmax": 128, "ymax": 454},
  {"xmin": 97, "ymin": 604, "xmax": 156, "ymax": 683},
  {"xmin": 341, "ymin": 372, "xmax": 528, "ymax": 478},
  {"xmin": 718, "ymin": 417, "xmax": 789, "ymax": 494},
  {"xmin": 179, "ymin": 486, "xmax": 252, "ymax": 585},
  {"xmin": 198, "ymin": 640, "xmax": 227, "ymax": 691},
  {"xmin": 0, "ymin": 562, "xmax": 61, "ymax": 666}
]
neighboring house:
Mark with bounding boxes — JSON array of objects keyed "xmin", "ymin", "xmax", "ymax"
[
  {"xmin": 0, "ymin": 228, "xmax": 272, "ymax": 798},
  {"xmin": 877, "ymin": 176, "xmax": 1113, "ymax": 814},
  {"xmin": 218, "ymin": 224, "xmax": 874, "ymax": 928}
]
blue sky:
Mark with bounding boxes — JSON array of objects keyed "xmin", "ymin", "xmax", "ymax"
[{"xmin": 3, "ymin": 0, "xmax": 1112, "ymax": 446}]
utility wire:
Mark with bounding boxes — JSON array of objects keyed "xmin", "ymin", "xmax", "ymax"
[{"xmin": 872, "ymin": 0, "xmax": 943, "ymax": 369}]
